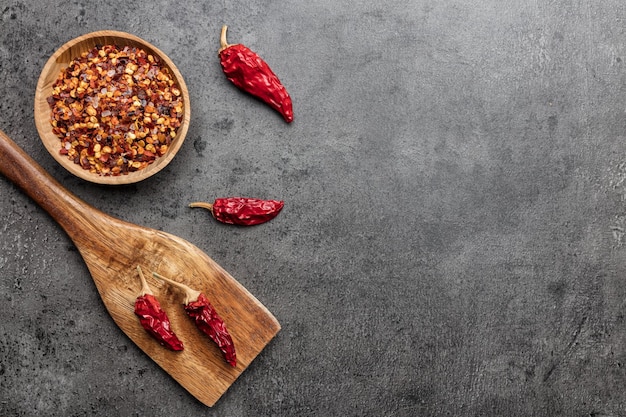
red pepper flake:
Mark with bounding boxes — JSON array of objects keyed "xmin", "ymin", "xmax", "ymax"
[
  {"xmin": 219, "ymin": 25, "xmax": 293, "ymax": 123},
  {"xmin": 47, "ymin": 44, "xmax": 184, "ymax": 176},
  {"xmin": 134, "ymin": 266, "xmax": 184, "ymax": 351},
  {"xmin": 189, "ymin": 197, "xmax": 284, "ymax": 226},
  {"xmin": 153, "ymin": 272, "xmax": 236, "ymax": 367}
]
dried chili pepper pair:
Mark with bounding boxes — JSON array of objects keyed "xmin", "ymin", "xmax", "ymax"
[
  {"xmin": 134, "ymin": 267, "xmax": 236, "ymax": 367},
  {"xmin": 153, "ymin": 272, "xmax": 236, "ymax": 367},
  {"xmin": 190, "ymin": 197, "xmax": 284, "ymax": 226},
  {"xmin": 219, "ymin": 25, "xmax": 293, "ymax": 123}
]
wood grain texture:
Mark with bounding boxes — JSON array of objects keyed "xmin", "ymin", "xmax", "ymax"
[
  {"xmin": 34, "ymin": 30, "xmax": 191, "ymax": 185},
  {"xmin": 0, "ymin": 129, "xmax": 280, "ymax": 407}
]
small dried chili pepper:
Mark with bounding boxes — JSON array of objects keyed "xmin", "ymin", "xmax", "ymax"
[
  {"xmin": 189, "ymin": 197, "xmax": 284, "ymax": 226},
  {"xmin": 153, "ymin": 272, "xmax": 236, "ymax": 367},
  {"xmin": 219, "ymin": 25, "xmax": 294, "ymax": 123},
  {"xmin": 134, "ymin": 266, "xmax": 184, "ymax": 351}
]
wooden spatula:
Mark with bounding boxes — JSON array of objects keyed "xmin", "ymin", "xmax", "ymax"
[{"xmin": 0, "ymin": 130, "xmax": 281, "ymax": 407}]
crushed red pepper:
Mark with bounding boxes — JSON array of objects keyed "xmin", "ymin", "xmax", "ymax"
[
  {"xmin": 219, "ymin": 25, "xmax": 293, "ymax": 123},
  {"xmin": 189, "ymin": 197, "xmax": 284, "ymax": 226},
  {"xmin": 153, "ymin": 272, "xmax": 236, "ymax": 367},
  {"xmin": 134, "ymin": 266, "xmax": 184, "ymax": 351},
  {"xmin": 47, "ymin": 44, "xmax": 184, "ymax": 176}
]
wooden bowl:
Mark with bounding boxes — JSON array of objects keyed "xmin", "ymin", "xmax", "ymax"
[{"xmin": 34, "ymin": 30, "xmax": 190, "ymax": 185}]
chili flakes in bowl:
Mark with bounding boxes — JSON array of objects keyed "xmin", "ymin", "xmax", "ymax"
[{"xmin": 46, "ymin": 44, "xmax": 184, "ymax": 177}]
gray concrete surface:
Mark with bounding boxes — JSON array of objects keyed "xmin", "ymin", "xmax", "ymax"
[{"xmin": 2, "ymin": 0, "xmax": 626, "ymax": 416}]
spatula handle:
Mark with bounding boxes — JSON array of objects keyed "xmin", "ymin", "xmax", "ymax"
[{"xmin": 0, "ymin": 129, "xmax": 103, "ymax": 241}]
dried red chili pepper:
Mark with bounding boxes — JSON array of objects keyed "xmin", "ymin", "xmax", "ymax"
[
  {"xmin": 189, "ymin": 197, "xmax": 284, "ymax": 226},
  {"xmin": 134, "ymin": 266, "xmax": 184, "ymax": 351},
  {"xmin": 153, "ymin": 272, "xmax": 236, "ymax": 367},
  {"xmin": 218, "ymin": 25, "xmax": 294, "ymax": 123}
]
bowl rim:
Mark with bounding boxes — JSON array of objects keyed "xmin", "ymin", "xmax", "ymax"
[{"xmin": 34, "ymin": 30, "xmax": 191, "ymax": 185}]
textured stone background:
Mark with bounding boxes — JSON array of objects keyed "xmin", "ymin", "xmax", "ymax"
[{"xmin": 2, "ymin": 1, "xmax": 626, "ymax": 416}]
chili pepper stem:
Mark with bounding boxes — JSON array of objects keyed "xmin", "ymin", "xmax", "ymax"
[
  {"xmin": 219, "ymin": 25, "xmax": 231, "ymax": 53},
  {"xmin": 136, "ymin": 265, "xmax": 153, "ymax": 296},
  {"xmin": 152, "ymin": 272, "xmax": 201, "ymax": 305},
  {"xmin": 189, "ymin": 201, "xmax": 214, "ymax": 213}
]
